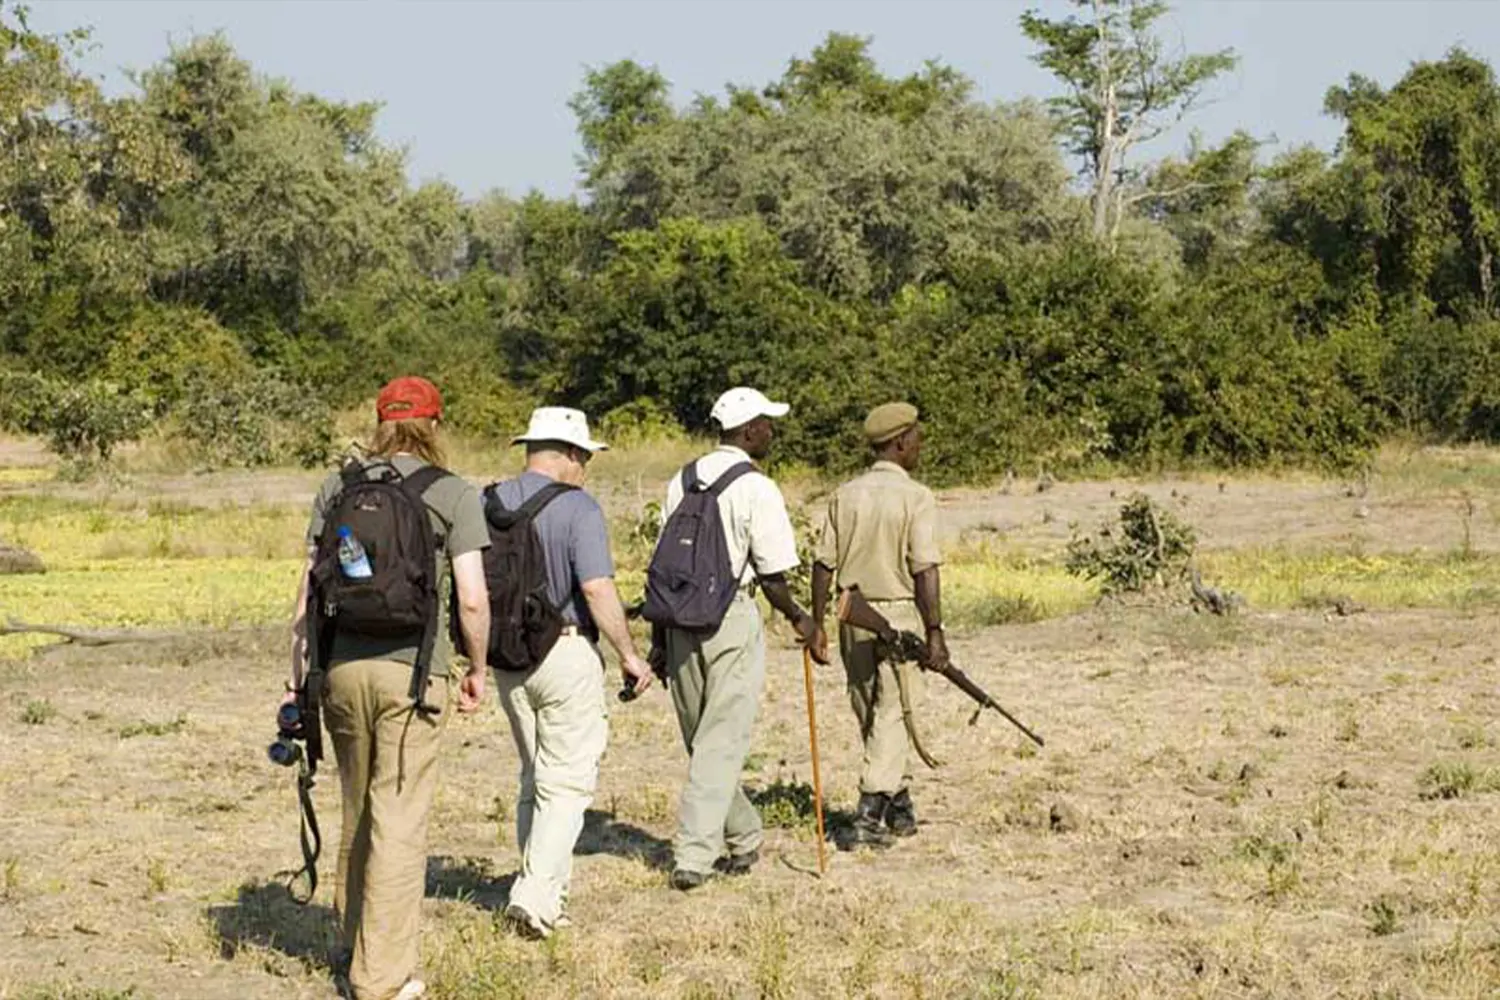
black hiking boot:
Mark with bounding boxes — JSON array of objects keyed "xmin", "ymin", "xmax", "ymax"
[
  {"xmin": 886, "ymin": 789, "xmax": 918, "ymax": 837},
  {"xmin": 670, "ymin": 868, "xmax": 708, "ymax": 892},
  {"xmin": 716, "ymin": 849, "xmax": 759, "ymax": 877},
  {"xmin": 848, "ymin": 792, "xmax": 895, "ymax": 849}
]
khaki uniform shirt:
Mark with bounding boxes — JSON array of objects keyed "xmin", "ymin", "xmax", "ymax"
[
  {"xmin": 307, "ymin": 454, "xmax": 488, "ymax": 677},
  {"xmin": 815, "ymin": 460, "xmax": 941, "ymax": 601},
  {"xmin": 664, "ymin": 445, "xmax": 800, "ymax": 587}
]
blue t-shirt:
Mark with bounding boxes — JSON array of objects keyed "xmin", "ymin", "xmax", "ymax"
[{"xmin": 493, "ymin": 472, "xmax": 615, "ymax": 635}]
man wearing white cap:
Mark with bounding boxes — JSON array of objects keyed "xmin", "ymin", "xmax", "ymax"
[
  {"xmin": 492, "ymin": 407, "xmax": 654, "ymax": 938},
  {"xmin": 657, "ymin": 387, "xmax": 816, "ymax": 890}
]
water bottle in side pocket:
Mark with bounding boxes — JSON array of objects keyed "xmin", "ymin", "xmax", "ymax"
[{"xmin": 336, "ymin": 526, "xmax": 373, "ymax": 579}]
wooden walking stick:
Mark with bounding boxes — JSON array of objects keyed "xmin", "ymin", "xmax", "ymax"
[{"xmin": 802, "ymin": 646, "xmax": 828, "ymax": 876}]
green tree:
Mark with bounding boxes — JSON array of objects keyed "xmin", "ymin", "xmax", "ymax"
[
  {"xmin": 570, "ymin": 59, "xmax": 673, "ymax": 185},
  {"xmin": 1324, "ymin": 49, "xmax": 1500, "ymax": 318},
  {"xmin": 1020, "ymin": 0, "xmax": 1237, "ymax": 246}
]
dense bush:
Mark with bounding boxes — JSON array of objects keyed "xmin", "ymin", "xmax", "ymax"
[
  {"xmin": 174, "ymin": 372, "xmax": 333, "ymax": 469},
  {"xmin": 1066, "ymin": 494, "xmax": 1198, "ymax": 594}
]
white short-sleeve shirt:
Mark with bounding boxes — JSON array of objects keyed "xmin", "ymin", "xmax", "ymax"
[{"xmin": 663, "ymin": 445, "xmax": 801, "ymax": 587}]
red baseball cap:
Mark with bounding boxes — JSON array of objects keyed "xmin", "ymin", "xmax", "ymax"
[{"xmin": 375, "ymin": 376, "xmax": 443, "ymax": 422}]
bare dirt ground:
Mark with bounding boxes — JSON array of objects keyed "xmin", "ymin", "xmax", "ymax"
[{"xmin": 4, "ymin": 457, "xmax": 1500, "ymax": 998}]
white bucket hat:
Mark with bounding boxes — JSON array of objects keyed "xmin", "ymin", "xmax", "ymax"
[
  {"xmin": 512, "ymin": 407, "xmax": 609, "ymax": 452},
  {"xmin": 711, "ymin": 387, "xmax": 790, "ymax": 431}
]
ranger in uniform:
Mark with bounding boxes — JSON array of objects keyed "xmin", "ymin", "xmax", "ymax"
[{"xmin": 810, "ymin": 402, "xmax": 947, "ymax": 846}]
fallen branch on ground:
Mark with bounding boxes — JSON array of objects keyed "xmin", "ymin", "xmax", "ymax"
[{"xmin": 1, "ymin": 619, "xmax": 200, "ymax": 646}]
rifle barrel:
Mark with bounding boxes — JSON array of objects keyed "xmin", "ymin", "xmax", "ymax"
[{"xmin": 933, "ymin": 662, "xmax": 1045, "ymax": 748}]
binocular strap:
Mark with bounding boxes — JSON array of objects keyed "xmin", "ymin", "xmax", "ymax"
[{"xmin": 286, "ymin": 759, "xmax": 322, "ymax": 905}]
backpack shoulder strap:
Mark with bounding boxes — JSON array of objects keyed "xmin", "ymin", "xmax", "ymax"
[
  {"xmin": 395, "ymin": 465, "xmax": 455, "ymax": 532},
  {"xmin": 399, "ymin": 465, "xmax": 452, "ymax": 499},
  {"xmin": 518, "ymin": 481, "xmax": 579, "ymax": 520},
  {"xmin": 706, "ymin": 462, "xmax": 756, "ymax": 499},
  {"xmin": 486, "ymin": 480, "xmax": 577, "ymax": 528}
]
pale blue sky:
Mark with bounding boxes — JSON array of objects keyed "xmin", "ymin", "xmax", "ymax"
[{"xmin": 30, "ymin": 0, "xmax": 1500, "ymax": 198}]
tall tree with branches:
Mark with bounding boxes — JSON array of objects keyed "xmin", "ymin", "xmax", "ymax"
[{"xmin": 1021, "ymin": 0, "xmax": 1236, "ymax": 248}]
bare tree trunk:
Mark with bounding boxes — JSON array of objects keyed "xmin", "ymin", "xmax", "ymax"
[
  {"xmin": 1480, "ymin": 238, "xmax": 1495, "ymax": 315},
  {"xmin": 1091, "ymin": 0, "xmax": 1116, "ymax": 242}
]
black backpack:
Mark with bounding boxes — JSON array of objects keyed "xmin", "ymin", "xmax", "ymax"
[
  {"xmin": 308, "ymin": 460, "xmax": 451, "ymax": 707},
  {"xmin": 642, "ymin": 461, "xmax": 755, "ymax": 633},
  {"xmin": 453, "ymin": 480, "xmax": 578, "ymax": 672}
]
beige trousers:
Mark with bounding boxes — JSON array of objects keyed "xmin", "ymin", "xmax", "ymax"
[
  {"xmin": 840, "ymin": 599, "xmax": 924, "ymax": 796},
  {"xmin": 666, "ymin": 596, "xmax": 766, "ymax": 874},
  {"xmin": 495, "ymin": 634, "xmax": 608, "ymax": 928},
  {"xmin": 323, "ymin": 659, "xmax": 451, "ymax": 1000}
]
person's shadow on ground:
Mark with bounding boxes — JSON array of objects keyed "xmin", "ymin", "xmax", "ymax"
[
  {"xmin": 425, "ymin": 855, "xmax": 515, "ymax": 911},
  {"xmin": 427, "ymin": 806, "xmax": 673, "ymax": 910},
  {"xmin": 207, "ymin": 879, "xmax": 339, "ymax": 970},
  {"xmin": 574, "ymin": 807, "xmax": 672, "ymax": 870}
]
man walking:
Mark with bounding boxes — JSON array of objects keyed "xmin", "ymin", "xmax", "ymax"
[
  {"xmin": 288, "ymin": 376, "xmax": 491, "ymax": 1000},
  {"xmin": 493, "ymin": 407, "xmax": 654, "ymax": 939},
  {"xmin": 655, "ymin": 387, "xmax": 817, "ymax": 890},
  {"xmin": 810, "ymin": 403, "xmax": 947, "ymax": 846}
]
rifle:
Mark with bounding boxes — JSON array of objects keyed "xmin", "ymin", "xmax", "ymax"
[{"xmin": 836, "ymin": 587, "xmax": 1044, "ymax": 748}]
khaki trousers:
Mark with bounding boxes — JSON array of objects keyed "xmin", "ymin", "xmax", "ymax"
[
  {"xmin": 495, "ymin": 635, "xmax": 608, "ymax": 928},
  {"xmin": 666, "ymin": 596, "xmax": 766, "ymax": 874},
  {"xmin": 840, "ymin": 599, "xmax": 924, "ymax": 796},
  {"xmin": 322, "ymin": 659, "xmax": 450, "ymax": 1000}
]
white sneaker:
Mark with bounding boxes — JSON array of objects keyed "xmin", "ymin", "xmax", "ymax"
[{"xmin": 394, "ymin": 981, "xmax": 426, "ymax": 1000}]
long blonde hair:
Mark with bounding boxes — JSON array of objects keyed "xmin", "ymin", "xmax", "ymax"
[{"xmin": 368, "ymin": 417, "xmax": 446, "ymax": 467}]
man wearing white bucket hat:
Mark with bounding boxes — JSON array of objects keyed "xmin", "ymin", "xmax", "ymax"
[
  {"xmin": 488, "ymin": 406, "xmax": 654, "ymax": 938},
  {"xmin": 649, "ymin": 387, "xmax": 816, "ymax": 891}
]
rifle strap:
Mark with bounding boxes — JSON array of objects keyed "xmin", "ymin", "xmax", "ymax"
[{"xmin": 893, "ymin": 660, "xmax": 942, "ymax": 770}]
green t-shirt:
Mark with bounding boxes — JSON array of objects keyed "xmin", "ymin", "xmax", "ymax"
[{"xmin": 306, "ymin": 455, "xmax": 488, "ymax": 677}]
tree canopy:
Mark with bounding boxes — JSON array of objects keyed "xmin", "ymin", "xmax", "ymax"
[{"xmin": 3, "ymin": 0, "xmax": 1500, "ymax": 480}]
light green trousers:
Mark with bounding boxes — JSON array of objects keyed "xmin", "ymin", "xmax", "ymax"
[
  {"xmin": 495, "ymin": 634, "xmax": 608, "ymax": 928},
  {"xmin": 666, "ymin": 596, "xmax": 766, "ymax": 874}
]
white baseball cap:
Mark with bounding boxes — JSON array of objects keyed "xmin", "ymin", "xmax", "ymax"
[
  {"xmin": 512, "ymin": 407, "xmax": 609, "ymax": 452},
  {"xmin": 711, "ymin": 387, "xmax": 790, "ymax": 431}
]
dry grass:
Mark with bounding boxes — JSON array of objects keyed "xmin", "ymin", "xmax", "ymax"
[
  {"xmin": 5, "ymin": 441, "xmax": 1500, "ymax": 997},
  {"xmin": 5, "ymin": 608, "xmax": 1500, "ymax": 999}
]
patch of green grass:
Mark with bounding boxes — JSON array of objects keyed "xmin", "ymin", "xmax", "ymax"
[
  {"xmin": 748, "ymin": 779, "xmax": 820, "ymax": 831},
  {"xmin": 1418, "ymin": 761, "xmax": 1500, "ymax": 800},
  {"xmin": 20, "ymin": 698, "xmax": 56, "ymax": 725},
  {"xmin": 118, "ymin": 714, "xmax": 189, "ymax": 740},
  {"xmin": 3, "ymin": 856, "xmax": 19, "ymax": 900},
  {"xmin": 1368, "ymin": 895, "xmax": 1402, "ymax": 937},
  {"xmin": 0, "ymin": 496, "xmax": 305, "ymax": 566},
  {"xmin": 1198, "ymin": 547, "xmax": 1500, "ymax": 612},
  {"xmin": 0, "ymin": 558, "xmax": 299, "ymax": 659},
  {"xmin": 144, "ymin": 858, "xmax": 169, "ymax": 897},
  {"xmin": 1373, "ymin": 443, "xmax": 1500, "ymax": 494},
  {"xmin": 16, "ymin": 986, "xmax": 141, "ymax": 1000},
  {"xmin": 943, "ymin": 547, "xmax": 1097, "ymax": 623},
  {"xmin": 1454, "ymin": 724, "xmax": 1492, "ymax": 750},
  {"xmin": 950, "ymin": 592, "xmax": 1046, "ymax": 628}
]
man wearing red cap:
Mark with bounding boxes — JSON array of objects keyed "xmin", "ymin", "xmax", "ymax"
[{"xmin": 287, "ymin": 376, "xmax": 490, "ymax": 1000}]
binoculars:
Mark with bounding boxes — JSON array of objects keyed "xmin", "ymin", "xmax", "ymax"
[{"xmin": 267, "ymin": 701, "xmax": 306, "ymax": 768}]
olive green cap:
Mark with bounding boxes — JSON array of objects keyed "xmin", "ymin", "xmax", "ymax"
[{"xmin": 864, "ymin": 402, "xmax": 919, "ymax": 444}]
